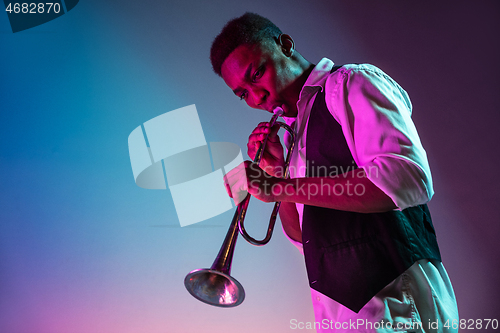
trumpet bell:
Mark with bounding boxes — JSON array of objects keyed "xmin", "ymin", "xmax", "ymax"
[
  {"xmin": 184, "ymin": 268, "xmax": 245, "ymax": 307},
  {"xmin": 184, "ymin": 110, "xmax": 295, "ymax": 308}
]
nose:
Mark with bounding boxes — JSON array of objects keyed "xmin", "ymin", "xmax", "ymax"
[{"xmin": 250, "ymin": 88, "xmax": 268, "ymax": 107}]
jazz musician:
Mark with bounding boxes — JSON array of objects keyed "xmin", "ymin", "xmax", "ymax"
[{"xmin": 214, "ymin": 12, "xmax": 459, "ymax": 332}]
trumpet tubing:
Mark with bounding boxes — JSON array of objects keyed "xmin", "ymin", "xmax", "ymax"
[{"xmin": 184, "ymin": 108, "xmax": 296, "ymax": 307}]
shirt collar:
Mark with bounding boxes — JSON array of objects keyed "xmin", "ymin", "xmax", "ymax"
[
  {"xmin": 302, "ymin": 58, "xmax": 335, "ymax": 91},
  {"xmin": 283, "ymin": 58, "xmax": 335, "ymax": 126}
]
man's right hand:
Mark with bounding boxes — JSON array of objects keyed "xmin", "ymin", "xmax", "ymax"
[{"xmin": 247, "ymin": 122, "xmax": 285, "ymax": 177}]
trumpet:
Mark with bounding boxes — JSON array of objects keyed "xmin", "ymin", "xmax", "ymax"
[{"xmin": 184, "ymin": 107, "xmax": 296, "ymax": 307}]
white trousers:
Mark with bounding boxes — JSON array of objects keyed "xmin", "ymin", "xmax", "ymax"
[{"xmin": 311, "ymin": 259, "xmax": 459, "ymax": 333}]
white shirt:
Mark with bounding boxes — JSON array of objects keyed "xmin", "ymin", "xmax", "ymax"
[
  {"xmin": 277, "ymin": 59, "xmax": 456, "ymax": 329},
  {"xmin": 282, "ymin": 58, "xmax": 434, "ymax": 252}
]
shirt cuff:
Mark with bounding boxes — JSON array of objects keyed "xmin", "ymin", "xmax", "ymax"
[{"xmin": 362, "ymin": 155, "xmax": 434, "ymax": 210}]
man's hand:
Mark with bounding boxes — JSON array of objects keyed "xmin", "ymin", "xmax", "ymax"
[
  {"xmin": 247, "ymin": 122, "xmax": 285, "ymax": 177},
  {"xmin": 223, "ymin": 161, "xmax": 280, "ymax": 205}
]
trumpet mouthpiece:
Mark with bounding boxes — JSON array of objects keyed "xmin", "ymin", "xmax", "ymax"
[{"xmin": 273, "ymin": 107, "xmax": 284, "ymax": 116}]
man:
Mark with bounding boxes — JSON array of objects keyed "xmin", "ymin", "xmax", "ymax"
[{"xmin": 212, "ymin": 13, "xmax": 458, "ymax": 332}]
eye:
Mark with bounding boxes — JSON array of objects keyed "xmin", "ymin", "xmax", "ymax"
[
  {"xmin": 239, "ymin": 91, "xmax": 247, "ymax": 100},
  {"xmin": 252, "ymin": 66, "xmax": 264, "ymax": 82}
]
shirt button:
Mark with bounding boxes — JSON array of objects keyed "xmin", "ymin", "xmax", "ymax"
[{"xmin": 316, "ymin": 296, "xmax": 321, "ymax": 301}]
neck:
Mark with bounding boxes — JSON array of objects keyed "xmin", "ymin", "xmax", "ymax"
[
  {"xmin": 298, "ymin": 63, "xmax": 315, "ymax": 88},
  {"xmin": 285, "ymin": 55, "xmax": 315, "ymax": 108},
  {"xmin": 290, "ymin": 51, "xmax": 315, "ymax": 88}
]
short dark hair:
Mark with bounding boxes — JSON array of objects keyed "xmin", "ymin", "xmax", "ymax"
[{"xmin": 210, "ymin": 12, "xmax": 282, "ymax": 77}]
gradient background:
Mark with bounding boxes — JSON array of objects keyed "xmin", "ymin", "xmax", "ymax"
[{"xmin": 1, "ymin": 1, "xmax": 498, "ymax": 332}]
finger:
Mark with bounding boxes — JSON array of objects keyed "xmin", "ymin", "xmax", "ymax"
[
  {"xmin": 247, "ymin": 135, "xmax": 264, "ymax": 156},
  {"xmin": 224, "ymin": 182, "xmax": 234, "ymax": 199},
  {"xmin": 248, "ymin": 132, "xmax": 270, "ymax": 144},
  {"xmin": 230, "ymin": 178, "xmax": 248, "ymax": 205},
  {"xmin": 250, "ymin": 125, "xmax": 270, "ymax": 136},
  {"xmin": 224, "ymin": 182, "xmax": 233, "ymax": 198},
  {"xmin": 257, "ymin": 121, "xmax": 271, "ymax": 128},
  {"xmin": 267, "ymin": 123, "xmax": 281, "ymax": 140},
  {"xmin": 222, "ymin": 174, "xmax": 232, "ymax": 197},
  {"xmin": 251, "ymin": 123, "xmax": 271, "ymax": 136},
  {"xmin": 224, "ymin": 161, "xmax": 249, "ymax": 195}
]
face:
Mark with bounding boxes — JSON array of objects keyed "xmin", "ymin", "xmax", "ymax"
[{"xmin": 220, "ymin": 41, "xmax": 304, "ymax": 118}]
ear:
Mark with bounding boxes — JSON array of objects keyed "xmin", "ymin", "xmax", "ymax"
[{"xmin": 278, "ymin": 34, "xmax": 295, "ymax": 57}]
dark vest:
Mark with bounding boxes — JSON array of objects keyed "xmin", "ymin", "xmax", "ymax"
[{"xmin": 302, "ymin": 72, "xmax": 441, "ymax": 313}]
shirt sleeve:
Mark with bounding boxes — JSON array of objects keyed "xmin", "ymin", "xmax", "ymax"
[{"xmin": 324, "ymin": 64, "xmax": 434, "ymax": 209}]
